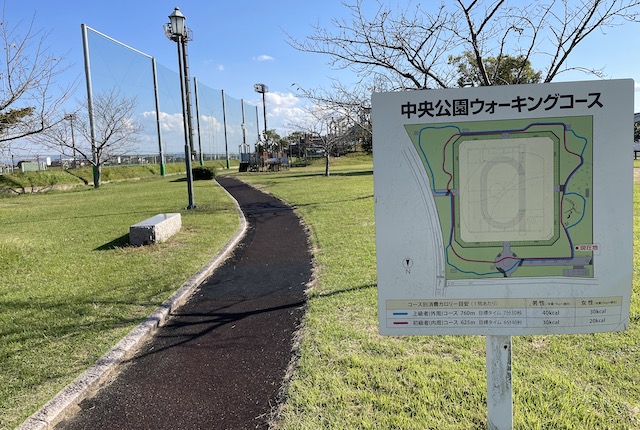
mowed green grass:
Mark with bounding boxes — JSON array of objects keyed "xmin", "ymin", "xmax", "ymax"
[
  {"xmin": 235, "ymin": 157, "xmax": 640, "ymax": 429},
  {"xmin": 0, "ymin": 176, "xmax": 239, "ymax": 429},
  {"xmin": 2, "ymin": 155, "xmax": 639, "ymax": 429}
]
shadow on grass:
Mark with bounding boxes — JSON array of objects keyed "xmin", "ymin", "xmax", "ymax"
[
  {"xmin": 64, "ymin": 170, "xmax": 91, "ymax": 185},
  {"xmin": 330, "ymin": 170, "xmax": 373, "ymax": 177},
  {"xmin": 312, "ymin": 283, "xmax": 377, "ymax": 299},
  {"xmin": 0, "ymin": 297, "xmax": 152, "ymax": 341},
  {"xmin": 171, "ymin": 177, "xmax": 214, "ymax": 183},
  {"xmin": 0, "ymin": 175, "xmax": 25, "ymax": 194},
  {"xmin": 95, "ymin": 233, "xmax": 130, "ymax": 251},
  {"xmin": 293, "ymin": 193, "xmax": 374, "ymax": 209},
  {"xmin": 245, "ymin": 170, "xmax": 373, "ymax": 181},
  {"xmin": 0, "ymin": 210, "xmax": 154, "ymax": 226}
]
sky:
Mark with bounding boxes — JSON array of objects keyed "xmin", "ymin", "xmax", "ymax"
[{"xmin": 2, "ymin": 0, "xmax": 640, "ymax": 157}]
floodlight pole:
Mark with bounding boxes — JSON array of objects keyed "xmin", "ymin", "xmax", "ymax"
[
  {"xmin": 254, "ymin": 83, "xmax": 268, "ymax": 170},
  {"xmin": 166, "ymin": 7, "xmax": 195, "ymax": 209}
]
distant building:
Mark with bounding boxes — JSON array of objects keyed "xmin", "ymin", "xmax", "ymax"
[{"xmin": 17, "ymin": 161, "xmax": 46, "ymax": 172}]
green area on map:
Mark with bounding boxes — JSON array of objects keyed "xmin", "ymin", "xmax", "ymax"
[{"xmin": 405, "ymin": 116, "xmax": 593, "ymax": 279}]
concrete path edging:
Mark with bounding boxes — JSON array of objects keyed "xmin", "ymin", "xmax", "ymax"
[{"xmin": 17, "ymin": 181, "xmax": 248, "ymax": 430}]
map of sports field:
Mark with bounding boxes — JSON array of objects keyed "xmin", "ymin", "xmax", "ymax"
[{"xmin": 405, "ymin": 116, "xmax": 593, "ymax": 279}]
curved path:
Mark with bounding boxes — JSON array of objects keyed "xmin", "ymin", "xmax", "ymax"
[{"xmin": 55, "ymin": 176, "xmax": 312, "ymax": 430}]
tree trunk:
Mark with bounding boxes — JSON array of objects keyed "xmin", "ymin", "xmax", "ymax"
[
  {"xmin": 324, "ymin": 154, "xmax": 330, "ymax": 177},
  {"xmin": 93, "ymin": 165, "xmax": 101, "ymax": 188}
]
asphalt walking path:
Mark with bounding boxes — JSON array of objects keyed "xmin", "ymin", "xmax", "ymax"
[{"xmin": 55, "ymin": 176, "xmax": 313, "ymax": 430}]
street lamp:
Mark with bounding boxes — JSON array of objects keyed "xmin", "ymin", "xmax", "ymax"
[
  {"xmin": 165, "ymin": 7, "xmax": 196, "ymax": 209},
  {"xmin": 254, "ymin": 83, "xmax": 268, "ymax": 170}
]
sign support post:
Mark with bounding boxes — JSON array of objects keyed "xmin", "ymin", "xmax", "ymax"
[{"xmin": 487, "ymin": 335, "xmax": 512, "ymax": 430}]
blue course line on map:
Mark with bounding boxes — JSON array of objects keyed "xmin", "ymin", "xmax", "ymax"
[
  {"xmin": 564, "ymin": 128, "xmax": 588, "ymax": 190},
  {"xmin": 417, "ymin": 125, "xmax": 461, "ymax": 195},
  {"xmin": 561, "ymin": 128, "xmax": 588, "ymax": 259},
  {"xmin": 415, "ymin": 121, "xmax": 590, "ymax": 277}
]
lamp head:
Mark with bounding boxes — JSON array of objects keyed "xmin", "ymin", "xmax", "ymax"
[{"xmin": 168, "ymin": 7, "xmax": 186, "ymax": 38}]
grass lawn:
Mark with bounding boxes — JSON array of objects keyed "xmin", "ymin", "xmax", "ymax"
[
  {"xmin": 234, "ymin": 156, "xmax": 640, "ymax": 429},
  {"xmin": 0, "ymin": 175, "xmax": 239, "ymax": 429},
  {"xmin": 2, "ymin": 154, "xmax": 639, "ymax": 429}
]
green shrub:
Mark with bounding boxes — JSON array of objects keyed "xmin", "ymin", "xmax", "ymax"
[{"xmin": 191, "ymin": 166, "xmax": 215, "ymax": 180}]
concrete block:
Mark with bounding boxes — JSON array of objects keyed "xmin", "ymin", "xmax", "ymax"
[{"xmin": 129, "ymin": 213, "xmax": 181, "ymax": 246}]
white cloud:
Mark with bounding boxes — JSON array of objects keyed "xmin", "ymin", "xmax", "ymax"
[
  {"xmin": 200, "ymin": 114, "xmax": 223, "ymax": 133},
  {"xmin": 142, "ymin": 111, "xmax": 185, "ymax": 133},
  {"xmin": 217, "ymin": 64, "xmax": 224, "ymax": 72},
  {"xmin": 265, "ymin": 92, "xmax": 300, "ymax": 109},
  {"xmin": 260, "ymin": 92, "xmax": 314, "ymax": 135},
  {"xmin": 254, "ymin": 54, "xmax": 275, "ymax": 62}
]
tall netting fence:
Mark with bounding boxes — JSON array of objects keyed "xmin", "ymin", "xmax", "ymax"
[
  {"xmin": 192, "ymin": 83, "xmax": 258, "ymax": 162},
  {"xmin": 85, "ymin": 28, "xmax": 166, "ymax": 162},
  {"xmin": 58, "ymin": 26, "xmax": 260, "ymax": 168}
]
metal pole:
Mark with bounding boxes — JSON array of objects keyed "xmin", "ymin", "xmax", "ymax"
[
  {"xmin": 65, "ymin": 114, "xmax": 77, "ymax": 168},
  {"xmin": 262, "ymin": 91, "xmax": 268, "ymax": 170},
  {"xmin": 255, "ymin": 106, "xmax": 260, "ymax": 157},
  {"xmin": 181, "ymin": 40, "xmax": 196, "ymax": 161},
  {"xmin": 486, "ymin": 335, "xmax": 513, "ymax": 430},
  {"xmin": 241, "ymin": 99, "xmax": 247, "ymax": 149},
  {"xmin": 261, "ymin": 91, "xmax": 268, "ymax": 141},
  {"xmin": 70, "ymin": 116, "xmax": 76, "ymax": 168},
  {"xmin": 81, "ymin": 24, "xmax": 99, "ymax": 187},
  {"xmin": 177, "ymin": 35, "xmax": 195, "ymax": 209},
  {"xmin": 151, "ymin": 57, "xmax": 166, "ymax": 176},
  {"xmin": 221, "ymin": 90, "xmax": 230, "ymax": 169},
  {"xmin": 193, "ymin": 77, "xmax": 204, "ymax": 166}
]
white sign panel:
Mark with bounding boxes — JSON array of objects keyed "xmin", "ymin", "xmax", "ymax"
[{"xmin": 373, "ymin": 80, "xmax": 634, "ymax": 336}]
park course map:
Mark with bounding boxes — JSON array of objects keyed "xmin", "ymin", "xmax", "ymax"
[{"xmin": 404, "ymin": 117, "xmax": 593, "ymax": 279}]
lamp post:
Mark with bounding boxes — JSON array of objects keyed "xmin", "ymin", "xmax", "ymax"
[
  {"xmin": 165, "ymin": 7, "xmax": 195, "ymax": 209},
  {"xmin": 254, "ymin": 83, "xmax": 268, "ymax": 170}
]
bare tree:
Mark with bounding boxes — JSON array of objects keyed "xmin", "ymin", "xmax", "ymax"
[
  {"xmin": 35, "ymin": 89, "xmax": 143, "ymax": 188},
  {"xmin": 32, "ymin": 110, "xmax": 79, "ymax": 167},
  {"xmin": 293, "ymin": 80, "xmax": 373, "ymax": 153},
  {"xmin": 288, "ymin": 104, "xmax": 345, "ymax": 176},
  {"xmin": 288, "ymin": 0, "xmax": 640, "ymax": 89},
  {"xmin": 0, "ymin": 12, "xmax": 75, "ymax": 149}
]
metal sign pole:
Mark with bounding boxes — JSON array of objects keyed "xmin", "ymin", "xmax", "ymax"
[{"xmin": 486, "ymin": 335, "xmax": 513, "ymax": 430}]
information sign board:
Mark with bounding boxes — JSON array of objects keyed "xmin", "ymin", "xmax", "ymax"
[{"xmin": 373, "ymin": 80, "xmax": 634, "ymax": 336}]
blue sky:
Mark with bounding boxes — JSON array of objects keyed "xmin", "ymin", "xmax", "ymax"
[
  {"xmin": 4, "ymin": 1, "xmax": 362, "ymax": 128},
  {"xmin": 3, "ymin": 0, "xmax": 640, "ymax": 156}
]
